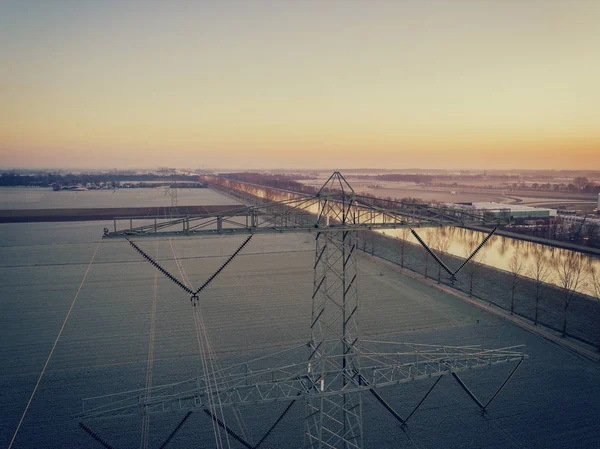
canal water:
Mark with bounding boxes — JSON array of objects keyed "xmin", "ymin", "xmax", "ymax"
[{"xmin": 382, "ymin": 226, "xmax": 599, "ymax": 297}]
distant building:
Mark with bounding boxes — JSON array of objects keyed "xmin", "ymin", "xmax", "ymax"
[
  {"xmin": 557, "ymin": 210, "xmax": 578, "ymax": 216},
  {"xmin": 470, "ymin": 202, "xmax": 557, "ymax": 219}
]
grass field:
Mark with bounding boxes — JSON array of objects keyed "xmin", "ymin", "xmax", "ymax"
[{"xmin": 2, "ymin": 219, "xmax": 600, "ymax": 448}]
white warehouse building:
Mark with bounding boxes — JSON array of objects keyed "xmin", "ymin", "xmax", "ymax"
[{"xmin": 470, "ymin": 202, "xmax": 557, "ymax": 219}]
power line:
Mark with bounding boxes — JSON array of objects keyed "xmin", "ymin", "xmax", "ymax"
[{"xmin": 8, "ymin": 240, "xmax": 102, "ymax": 449}]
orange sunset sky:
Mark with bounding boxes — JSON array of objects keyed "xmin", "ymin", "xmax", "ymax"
[{"xmin": 1, "ymin": 0, "xmax": 599, "ymax": 170}]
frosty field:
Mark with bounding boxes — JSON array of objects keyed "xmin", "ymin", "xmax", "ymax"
[{"xmin": 1, "ymin": 189, "xmax": 600, "ymax": 448}]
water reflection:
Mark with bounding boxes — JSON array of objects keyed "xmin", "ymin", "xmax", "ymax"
[{"xmin": 382, "ymin": 227, "xmax": 599, "ymax": 296}]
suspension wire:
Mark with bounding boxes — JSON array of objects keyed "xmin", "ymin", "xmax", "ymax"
[
  {"xmin": 169, "ymin": 239, "xmax": 232, "ymax": 449},
  {"xmin": 157, "ymin": 411, "xmax": 193, "ymax": 449},
  {"xmin": 168, "ymin": 239, "xmax": 224, "ymax": 449},
  {"xmin": 140, "ymin": 239, "xmax": 160, "ymax": 449},
  {"xmin": 231, "ymin": 406, "xmax": 252, "ymax": 448},
  {"xmin": 195, "ymin": 306, "xmax": 232, "ymax": 449},
  {"xmin": 127, "ymin": 238, "xmax": 194, "ymax": 295},
  {"xmin": 78, "ymin": 422, "xmax": 117, "ymax": 449},
  {"xmin": 129, "ymin": 235, "xmax": 253, "ymax": 446},
  {"xmin": 400, "ymin": 425, "xmax": 428, "ymax": 449},
  {"xmin": 192, "ymin": 273, "xmax": 238, "ymax": 448},
  {"xmin": 176, "ymin": 237, "xmax": 255, "ymax": 444},
  {"xmin": 193, "ymin": 301, "xmax": 225, "ymax": 449},
  {"xmin": 436, "ymin": 372, "xmax": 525, "ymax": 449},
  {"xmin": 8, "ymin": 240, "xmax": 102, "ymax": 449}
]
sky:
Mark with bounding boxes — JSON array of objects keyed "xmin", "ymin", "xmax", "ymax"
[{"xmin": 1, "ymin": 0, "xmax": 599, "ymax": 171}]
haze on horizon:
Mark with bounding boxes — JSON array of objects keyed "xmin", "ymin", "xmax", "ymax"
[{"xmin": 1, "ymin": 0, "xmax": 599, "ymax": 171}]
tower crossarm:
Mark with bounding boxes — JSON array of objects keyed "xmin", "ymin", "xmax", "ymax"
[
  {"xmin": 354, "ymin": 194, "xmax": 488, "ymax": 225},
  {"xmin": 102, "ymin": 193, "xmax": 497, "ymax": 239},
  {"xmin": 75, "ymin": 344, "xmax": 526, "ymax": 420}
]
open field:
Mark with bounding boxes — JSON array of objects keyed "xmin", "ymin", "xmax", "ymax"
[
  {"xmin": 2, "ymin": 218, "xmax": 600, "ymax": 448},
  {"xmin": 297, "ymin": 176, "xmax": 599, "ymax": 212},
  {"xmin": 0, "ymin": 187, "xmax": 241, "ymax": 210}
]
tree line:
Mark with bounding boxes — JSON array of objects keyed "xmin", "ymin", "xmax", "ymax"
[{"xmin": 0, "ymin": 172, "xmax": 201, "ymax": 187}]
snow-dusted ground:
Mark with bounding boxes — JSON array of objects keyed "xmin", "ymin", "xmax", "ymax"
[{"xmin": 1, "ymin": 218, "xmax": 600, "ymax": 448}]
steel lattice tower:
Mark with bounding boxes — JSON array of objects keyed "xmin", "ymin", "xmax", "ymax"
[
  {"xmin": 307, "ymin": 174, "xmax": 362, "ymax": 448},
  {"xmin": 80, "ymin": 172, "xmax": 526, "ymax": 449}
]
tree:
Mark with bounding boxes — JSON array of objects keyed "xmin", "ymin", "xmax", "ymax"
[
  {"xmin": 508, "ymin": 252, "xmax": 525, "ymax": 315},
  {"xmin": 555, "ymin": 252, "xmax": 586, "ymax": 336},
  {"xmin": 589, "ymin": 264, "xmax": 600, "ymax": 351},
  {"xmin": 574, "ymin": 176, "xmax": 589, "ymax": 190},
  {"xmin": 529, "ymin": 247, "xmax": 551, "ymax": 325},
  {"xmin": 371, "ymin": 232, "xmax": 375, "ymax": 256},
  {"xmin": 422, "ymin": 230, "xmax": 432, "ymax": 279},
  {"xmin": 462, "ymin": 238, "xmax": 485, "ymax": 298},
  {"xmin": 434, "ymin": 229, "xmax": 451, "ymax": 284},
  {"xmin": 585, "ymin": 223, "xmax": 600, "ymax": 248},
  {"xmin": 590, "ymin": 264, "xmax": 600, "ymax": 299},
  {"xmin": 397, "ymin": 228, "xmax": 410, "ymax": 268}
]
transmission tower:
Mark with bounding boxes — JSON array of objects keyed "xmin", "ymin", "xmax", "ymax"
[
  {"xmin": 305, "ymin": 174, "xmax": 363, "ymax": 448},
  {"xmin": 164, "ymin": 185, "xmax": 178, "ymax": 217},
  {"xmin": 84, "ymin": 172, "xmax": 526, "ymax": 449}
]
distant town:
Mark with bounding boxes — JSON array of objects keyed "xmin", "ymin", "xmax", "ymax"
[{"xmin": 0, "ymin": 168, "xmax": 207, "ymax": 190}]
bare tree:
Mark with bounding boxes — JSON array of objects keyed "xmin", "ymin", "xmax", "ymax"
[
  {"xmin": 371, "ymin": 232, "xmax": 375, "ymax": 256},
  {"xmin": 555, "ymin": 252, "xmax": 586, "ymax": 336},
  {"xmin": 462, "ymin": 238, "xmax": 485, "ymax": 298},
  {"xmin": 590, "ymin": 264, "xmax": 600, "ymax": 299},
  {"xmin": 588, "ymin": 264, "xmax": 600, "ymax": 351},
  {"xmin": 434, "ymin": 228, "xmax": 451, "ymax": 284},
  {"xmin": 397, "ymin": 228, "xmax": 410, "ymax": 268},
  {"xmin": 422, "ymin": 229, "xmax": 432, "ymax": 279},
  {"xmin": 529, "ymin": 247, "xmax": 551, "ymax": 325},
  {"xmin": 585, "ymin": 223, "xmax": 600, "ymax": 248},
  {"xmin": 508, "ymin": 252, "xmax": 525, "ymax": 315}
]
